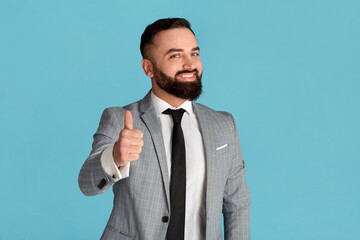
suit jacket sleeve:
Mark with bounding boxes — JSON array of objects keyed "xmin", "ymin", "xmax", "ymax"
[
  {"xmin": 78, "ymin": 108, "xmax": 122, "ymax": 196},
  {"xmin": 222, "ymin": 114, "xmax": 251, "ymax": 240}
]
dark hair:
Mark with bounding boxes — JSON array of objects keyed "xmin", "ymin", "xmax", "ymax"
[{"xmin": 140, "ymin": 18, "xmax": 195, "ymax": 58}]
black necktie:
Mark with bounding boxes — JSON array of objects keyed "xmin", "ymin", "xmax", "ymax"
[{"xmin": 163, "ymin": 108, "xmax": 186, "ymax": 240}]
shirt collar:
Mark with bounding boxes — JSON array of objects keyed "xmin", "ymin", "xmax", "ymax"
[{"xmin": 150, "ymin": 91, "xmax": 194, "ymax": 117}]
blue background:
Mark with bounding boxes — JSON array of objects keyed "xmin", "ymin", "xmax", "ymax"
[{"xmin": 1, "ymin": 0, "xmax": 359, "ymax": 239}]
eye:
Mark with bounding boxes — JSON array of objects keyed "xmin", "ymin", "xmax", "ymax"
[
  {"xmin": 170, "ymin": 54, "xmax": 180, "ymax": 59},
  {"xmin": 192, "ymin": 52, "xmax": 200, "ymax": 57}
]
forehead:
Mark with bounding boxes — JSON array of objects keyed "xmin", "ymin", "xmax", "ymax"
[{"xmin": 152, "ymin": 28, "xmax": 199, "ymax": 52}]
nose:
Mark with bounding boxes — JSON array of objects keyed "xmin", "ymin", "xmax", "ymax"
[{"xmin": 182, "ymin": 55, "xmax": 195, "ymax": 70}]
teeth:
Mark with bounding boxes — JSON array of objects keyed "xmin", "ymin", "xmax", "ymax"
[{"xmin": 182, "ymin": 74, "xmax": 194, "ymax": 77}]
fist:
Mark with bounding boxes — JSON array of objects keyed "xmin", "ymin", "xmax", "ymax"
[{"xmin": 113, "ymin": 111, "xmax": 144, "ymax": 168}]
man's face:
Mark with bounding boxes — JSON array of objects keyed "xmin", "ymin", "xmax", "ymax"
[{"xmin": 148, "ymin": 28, "xmax": 203, "ymax": 100}]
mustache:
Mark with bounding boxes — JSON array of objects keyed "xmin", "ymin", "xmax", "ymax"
[{"xmin": 175, "ymin": 69, "xmax": 199, "ymax": 76}]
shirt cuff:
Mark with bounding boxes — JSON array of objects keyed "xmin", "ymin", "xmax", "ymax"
[{"xmin": 100, "ymin": 143, "xmax": 130, "ymax": 181}]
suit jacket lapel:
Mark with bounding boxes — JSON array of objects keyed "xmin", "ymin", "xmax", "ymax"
[
  {"xmin": 137, "ymin": 96, "xmax": 218, "ymax": 218},
  {"xmin": 138, "ymin": 92, "xmax": 170, "ymax": 208},
  {"xmin": 193, "ymin": 103, "xmax": 217, "ymax": 220}
]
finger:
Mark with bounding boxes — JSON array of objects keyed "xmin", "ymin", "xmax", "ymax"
[
  {"xmin": 119, "ymin": 137, "xmax": 144, "ymax": 147},
  {"xmin": 120, "ymin": 145, "xmax": 142, "ymax": 155},
  {"xmin": 120, "ymin": 151, "xmax": 140, "ymax": 161},
  {"xmin": 127, "ymin": 153, "xmax": 140, "ymax": 161},
  {"xmin": 124, "ymin": 110, "xmax": 133, "ymax": 130},
  {"xmin": 120, "ymin": 129, "xmax": 144, "ymax": 139},
  {"xmin": 128, "ymin": 145, "xmax": 142, "ymax": 154}
]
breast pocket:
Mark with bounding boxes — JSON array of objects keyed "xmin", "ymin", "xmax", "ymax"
[
  {"xmin": 215, "ymin": 143, "xmax": 229, "ymax": 156},
  {"xmin": 214, "ymin": 143, "xmax": 232, "ymax": 179}
]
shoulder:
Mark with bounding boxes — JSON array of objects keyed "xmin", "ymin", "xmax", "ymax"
[
  {"xmin": 102, "ymin": 98, "xmax": 143, "ymax": 116},
  {"xmin": 193, "ymin": 102, "xmax": 238, "ymax": 137},
  {"xmin": 193, "ymin": 102, "xmax": 235, "ymax": 122}
]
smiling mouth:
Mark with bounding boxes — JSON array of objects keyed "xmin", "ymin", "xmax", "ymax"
[
  {"xmin": 180, "ymin": 73, "xmax": 195, "ymax": 78},
  {"xmin": 176, "ymin": 73, "xmax": 196, "ymax": 81},
  {"xmin": 176, "ymin": 71, "xmax": 198, "ymax": 81}
]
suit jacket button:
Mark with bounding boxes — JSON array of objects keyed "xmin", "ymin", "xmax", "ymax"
[{"xmin": 162, "ymin": 216, "xmax": 169, "ymax": 222}]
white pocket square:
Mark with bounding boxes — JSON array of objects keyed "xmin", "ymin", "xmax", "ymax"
[{"xmin": 216, "ymin": 144, "xmax": 228, "ymax": 151}]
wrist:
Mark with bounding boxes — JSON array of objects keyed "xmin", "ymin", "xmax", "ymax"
[{"xmin": 112, "ymin": 142, "xmax": 121, "ymax": 169}]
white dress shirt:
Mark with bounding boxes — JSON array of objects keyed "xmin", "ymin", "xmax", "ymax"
[{"xmin": 101, "ymin": 91, "xmax": 206, "ymax": 240}]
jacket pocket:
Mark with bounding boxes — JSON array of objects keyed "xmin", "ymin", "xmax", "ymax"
[
  {"xmin": 102, "ymin": 225, "xmax": 134, "ymax": 240},
  {"xmin": 215, "ymin": 143, "xmax": 230, "ymax": 156}
]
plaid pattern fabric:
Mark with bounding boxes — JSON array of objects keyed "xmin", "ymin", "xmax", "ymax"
[{"xmin": 78, "ymin": 91, "xmax": 251, "ymax": 240}]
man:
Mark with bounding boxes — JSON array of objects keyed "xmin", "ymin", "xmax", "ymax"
[{"xmin": 79, "ymin": 18, "xmax": 250, "ymax": 240}]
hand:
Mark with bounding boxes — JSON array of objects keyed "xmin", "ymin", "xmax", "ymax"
[{"xmin": 113, "ymin": 111, "xmax": 144, "ymax": 168}]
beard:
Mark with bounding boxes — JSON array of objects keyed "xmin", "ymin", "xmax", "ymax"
[{"xmin": 152, "ymin": 65, "xmax": 202, "ymax": 101}]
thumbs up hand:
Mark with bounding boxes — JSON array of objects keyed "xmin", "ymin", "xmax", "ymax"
[{"xmin": 113, "ymin": 111, "xmax": 144, "ymax": 168}]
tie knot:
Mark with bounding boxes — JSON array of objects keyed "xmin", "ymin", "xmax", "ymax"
[{"xmin": 163, "ymin": 108, "xmax": 186, "ymax": 124}]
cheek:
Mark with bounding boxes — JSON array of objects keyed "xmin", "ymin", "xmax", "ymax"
[
  {"xmin": 196, "ymin": 60, "xmax": 203, "ymax": 72},
  {"xmin": 163, "ymin": 63, "xmax": 182, "ymax": 76}
]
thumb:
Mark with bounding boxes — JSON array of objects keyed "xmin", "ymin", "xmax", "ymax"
[{"xmin": 124, "ymin": 110, "xmax": 133, "ymax": 129}]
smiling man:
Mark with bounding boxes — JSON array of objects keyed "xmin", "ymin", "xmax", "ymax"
[{"xmin": 79, "ymin": 18, "xmax": 251, "ymax": 240}]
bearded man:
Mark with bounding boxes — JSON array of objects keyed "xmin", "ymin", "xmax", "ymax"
[{"xmin": 78, "ymin": 18, "xmax": 251, "ymax": 240}]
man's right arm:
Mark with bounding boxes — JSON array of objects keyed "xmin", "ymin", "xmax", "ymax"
[{"xmin": 78, "ymin": 108, "xmax": 143, "ymax": 196}]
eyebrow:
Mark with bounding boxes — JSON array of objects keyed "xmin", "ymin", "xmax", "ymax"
[{"xmin": 164, "ymin": 46, "xmax": 200, "ymax": 56}]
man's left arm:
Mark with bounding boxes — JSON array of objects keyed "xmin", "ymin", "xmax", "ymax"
[{"xmin": 222, "ymin": 114, "xmax": 251, "ymax": 240}]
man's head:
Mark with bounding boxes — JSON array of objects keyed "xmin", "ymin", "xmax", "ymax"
[
  {"xmin": 140, "ymin": 18, "xmax": 195, "ymax": 59},
  {"xmin": 140, "ymin": 18, "xmax": 203, "ymax": 103}
]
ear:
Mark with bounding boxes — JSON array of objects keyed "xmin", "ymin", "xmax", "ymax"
[{"xmin": 141, "ymin": 59, "xmax": 154, "ymax": 78}]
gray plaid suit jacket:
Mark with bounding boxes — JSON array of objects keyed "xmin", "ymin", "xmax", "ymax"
[{"xmin": 78, "ymin": 91, "xmax": 251, "ymax": 240}]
